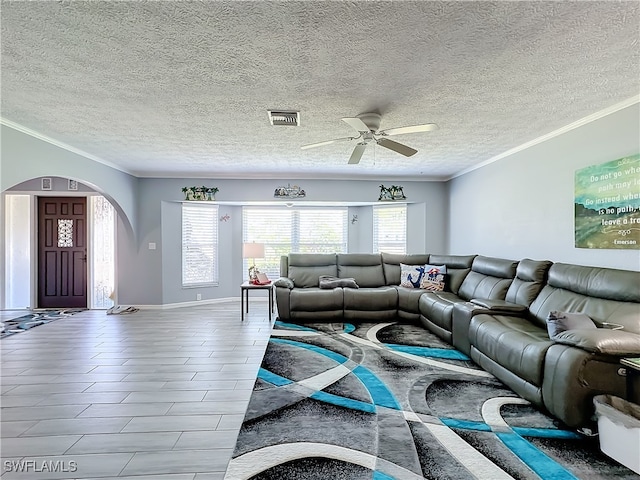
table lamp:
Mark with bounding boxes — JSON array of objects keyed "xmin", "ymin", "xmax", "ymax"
[{"xmin": 243, "ymin": 242, "xmax": 265, "ymax": 283}]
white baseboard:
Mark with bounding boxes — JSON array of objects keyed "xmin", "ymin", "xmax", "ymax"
[
  {"xmin": 4, "ymin": 297, "xmax": 274, "ymax": 312},
  {"xmin": 131, "ymin": 296, "xmax": 271, "ymax": 310}
]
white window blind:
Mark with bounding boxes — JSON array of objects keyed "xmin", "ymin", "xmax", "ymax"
[
  {"xmin": 242, "ymin": 207, "xmax": 348, "ymax": 280},
  {"xmin": 182, "ymin": 203, "xmax": 218, "ymax": 287},
  {"xmin": 373, "ymin": 204, "xmax": 407, "ymax": 254}
]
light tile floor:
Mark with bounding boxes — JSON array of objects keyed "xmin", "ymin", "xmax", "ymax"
[{"xmin": 1, "ymin": 302, "xmax": 273, "ymax": 479}]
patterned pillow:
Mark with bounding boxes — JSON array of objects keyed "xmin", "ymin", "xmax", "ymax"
[
  {"xmin": 399, "ymin": 264, "xmax": 427, "ymax": 288},
  {"xmin": 420, "ymin": 264, "xmax": 447, "ymax": 291}
]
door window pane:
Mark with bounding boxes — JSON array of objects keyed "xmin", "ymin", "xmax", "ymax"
[{"xmin": 57, "ymin": 219, "xmax": 73, "ymax": 247}]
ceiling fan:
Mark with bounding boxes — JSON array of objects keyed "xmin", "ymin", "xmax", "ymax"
[{"xmin": 301, "ymin": 113, "xmax": 438, "ymax": 164}]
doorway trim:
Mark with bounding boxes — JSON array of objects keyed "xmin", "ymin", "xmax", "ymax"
[{"xmin": 2, "ymin": 190, "xmax": 116, "ymax": 310}]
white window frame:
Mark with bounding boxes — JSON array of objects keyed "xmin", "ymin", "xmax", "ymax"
[
  {"xmin": 242, "ymin": 206, "xmax": 348, "ymax": 280},
  {"xmin": 182, "ymin": 203, "xmax": 218, "ymax": 287},
  {"xmin": 373, "ymin": 204, "xmax": 407, "ymax": 254}
]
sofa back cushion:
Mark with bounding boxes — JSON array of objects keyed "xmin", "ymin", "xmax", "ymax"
[
  {"xmin": 505, "ymin": 259, "xmax": 552, "ymax": 306},
  {"xmin": 337, "ymin": 254, "xmax": 385, "ymax": 288},
  {"xmin": 428, "ymin": 254, "xmax": 475, "ymax": 294},
  {"xmin": 287, "ymin": 253, "xmax": 337, "ymax": 288},
  {"xmin": 458, "ymin": 256, "xmax": 517, "ymax": 301},
  {"xmin": 381, "ymin": 253, "xmax": 431, "ymax": 285},
  {"xmin": 529, "ymin": 263, "xmax": 640, "ymax": 334}
]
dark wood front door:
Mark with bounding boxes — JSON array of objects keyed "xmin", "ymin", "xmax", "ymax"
[{"xmin": 38, "ymin": 197, "xmax": 87, "ymax": 308}]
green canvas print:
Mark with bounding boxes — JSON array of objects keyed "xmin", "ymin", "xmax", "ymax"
[{"xmin": 575, "ymin": 154, "xmax": 640, "ymax": 249}]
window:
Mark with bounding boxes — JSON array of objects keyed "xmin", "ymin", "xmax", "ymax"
[
  {"xmin": 182, "ymin": 203, "xmax": 218, "ymax": 286},
  {"xmin": 4, "ymin": 194, "xmax": 31, "ymax": 309},
  {"xmin": 242, "ymin": 207, "xmax": 348, "ymax": 280},
  {"xmin": 90, "ymin": 195, "xmax": 115, "ymax": 309},
  {"xmin": 373, "ymin": 204, "xmax": 407, "ymax": 254}
]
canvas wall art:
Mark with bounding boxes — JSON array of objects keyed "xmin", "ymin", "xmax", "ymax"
[{"xmin": 575, "ymin": 154, "xmax": 640, "ymax": 249}]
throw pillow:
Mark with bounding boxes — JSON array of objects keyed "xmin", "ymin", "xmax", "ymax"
[
  {"xmin": 546, "ymin": 310, "xmax": 596, "ymax": 339},
  {"xmin": 420, "ymin": 264, "xmax": 447, "ymax": 291},
  {"xmin": 319, "ymin": 275, "xmax": 359, "ymax": 289},
  {"xmin": 274, "ymin": 277, "xmax": 294, "ymax": 289},
  {"xmin": 399, "ymin": 264, "xmax": 426, "ymax": 288}
]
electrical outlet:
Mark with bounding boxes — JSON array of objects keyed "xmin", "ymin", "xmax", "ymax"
[{"xmin": 196, "ymin": 293, "xmax": 202, "ymax": 301}]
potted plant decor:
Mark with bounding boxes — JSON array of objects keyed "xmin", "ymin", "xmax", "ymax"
[
  {"xmin": 205, "ymin": 187, "xmax": 219, "ymax": 201},
  {"xmin": 182, "ymin": 186, "xmax": 219, "ymax": 201}
]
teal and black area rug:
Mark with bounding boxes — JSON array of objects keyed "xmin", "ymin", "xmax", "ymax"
[
  {"xmin": 225, "ymin": 321, "xmax": 637, "ymax": 480},
  {"xmin": 0, "ymin": 309, "xmax": 82, "ymax": 338}
]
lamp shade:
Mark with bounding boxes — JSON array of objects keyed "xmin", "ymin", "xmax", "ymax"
[{"xmin": 243, "ymin": 242, "xmax": 265, "ymax": 259}]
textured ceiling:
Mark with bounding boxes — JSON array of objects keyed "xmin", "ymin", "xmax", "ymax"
[{"xmin": 1, "ymin": 1, "xmax": 639, "ymax": 180}]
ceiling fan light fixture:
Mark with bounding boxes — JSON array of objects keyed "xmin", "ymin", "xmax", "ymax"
[
  {"xmin": 300, "ymin": 112, "xmax": 436, "ymax": 163},
  {"xmin": 268, "ymin": 110, "xmax": 300, "ymax": 126}
]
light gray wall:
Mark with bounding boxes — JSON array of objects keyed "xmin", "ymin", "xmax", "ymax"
[
  {"xmin": 136, "ymin": 177, "xmax": 447, "ymax": 305},
  {"xmin": 448, "ymin": 103, "xmax": 640, "ymax": 271},
  {"xmin": 0, "ymin": 129, "xmax": 446, "ymax": 306},
  {"xmin": 1, "ymin": 125, "xmax": 138, "ymax": 238},
  {"xmin": 9, "ymin": 103, "xmax": 637, "ymax": 308},
  {"xmin": 9, "ymin": 177, "xmax": 95, "ymax": 193}
]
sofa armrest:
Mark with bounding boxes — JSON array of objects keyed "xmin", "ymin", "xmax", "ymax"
[
  {"xmin": 469, "ymin": 298, "xmax": 528, "ymax": 313},
  {"xmin": 452, "ymin": 300, "xmax": 528, "ymax": 356},
  {"xmin": 274, "ymin": 277, "xmax": 294, "ymax": 289},
  {"xmin": 552, "ymin": 329, "xmax": 640, "ymax": 356},
  {"xmin": 452, "ymin": 302, "xmax": 488, "ymax": 355}
]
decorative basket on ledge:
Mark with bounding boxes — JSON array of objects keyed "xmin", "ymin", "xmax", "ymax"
[
  {"xmin": 274, "ymin": 184, "xmax": 306, "ymax": 199},
  {"xmin": 182, "ymin": 186, "xmax": 219, "ymax": 201}
]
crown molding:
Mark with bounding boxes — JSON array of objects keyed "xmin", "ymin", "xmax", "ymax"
[
  {"xmin": 0, "ymin": 117, "xmax": 136, "ymax": 176},
  {"xmin": 447, "ymin": 95, "xmax": 640, "ymax": 181}
]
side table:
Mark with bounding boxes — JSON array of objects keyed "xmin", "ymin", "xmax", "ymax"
[
  {"xmin": 621, "ymin": 357, "xmax": 640, "ymax": 403},
  {"xmin": 240, "ymin": 281, "xmax": 274, "ymax": 322}
]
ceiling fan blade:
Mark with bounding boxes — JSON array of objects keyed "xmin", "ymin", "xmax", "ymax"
[
  {"xmin": 342, "ymin": 116, "xmax": 370, "ymax": 132},
  {"xmin": 379, "ymin": 123, "xmax": 438, "ymax": 136},
  {"xmin": 301, "ymin": 137, "xmax": 354, "ymax": 150},
  {"xmin": 348, "ymin": 143, "xmax": 367, "ymax": 164},
  {"xmin": 376, "ymin": 138, "xmax": 417, "ymax": 157}
]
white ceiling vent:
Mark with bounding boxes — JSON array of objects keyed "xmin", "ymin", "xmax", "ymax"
[{"xmin": 268, "ymin": 110, "xmax": 300, "ymax": 126}]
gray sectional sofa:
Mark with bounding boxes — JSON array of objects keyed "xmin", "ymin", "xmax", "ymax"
[{"xmin": 274, "ymin": 252, "xmax": 640, "ymax": 428}]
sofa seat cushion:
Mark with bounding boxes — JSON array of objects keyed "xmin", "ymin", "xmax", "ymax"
[
  {"xmin": 343, "ymin": 287, "xmax": 397, "ymax": 311},
  {"xmin": 469, "ymin": 314, "xmax": 553, "ymax": 387},
  {"xmin": 418, "ymin": 291, "xmax": 463, "ymax": 332},
  {"xmin": 289, "ymin": 287, "xmax": 343, "ymax": 312}
]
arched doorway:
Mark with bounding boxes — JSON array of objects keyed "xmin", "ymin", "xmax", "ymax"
[{"xmin": 4, "ymin": 177, "xmax": 117, "ymax": 310}]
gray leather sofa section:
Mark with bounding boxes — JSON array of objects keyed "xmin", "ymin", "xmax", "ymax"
[
  {"xmin": 452, "ymin": 258, "xmax": 552, "ymax": 355},
  {"xmin": 277, "ymin": 253, "xmax": 344, "ymax": 321},
  {"xmin": 468, "ymin": 263, "xmax": 640, "ymax": 427},
  {"xmin": 382, "ymin": 253, "xmax": 432, "ymax": 321},
  {"xmin": 276, "ymin": 253, "xmax": 428, "ymax": 321},
  {"xmin": 274, "ymin": 252, "xmax": 640, "ymax": 428},
  {"xmin": 418, "ymin": 255, "xmax": 517, "ymax": 343},
  {"xmin": 338, "ymin": 254, "xmax": 398, "ymax": 320}
]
